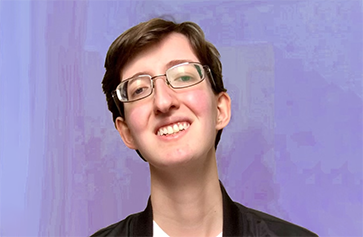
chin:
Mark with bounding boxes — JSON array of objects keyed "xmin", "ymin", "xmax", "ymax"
[{"xmin": 149, "ymin": 151, "xmax": 196, "ymax": 169}]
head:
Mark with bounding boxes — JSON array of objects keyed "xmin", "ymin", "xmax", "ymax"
[{"xmin": 102, "ymin": 18, "xmax": 229, "ymax": 162}]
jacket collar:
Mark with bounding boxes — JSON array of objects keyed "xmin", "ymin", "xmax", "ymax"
[
  {"xmin": 132, "ymin": 181, "xmax": 243, "ymax": 236},
  {"xmin": 220, "ymin": 182, "xmax": 245, "ymax": 236}
]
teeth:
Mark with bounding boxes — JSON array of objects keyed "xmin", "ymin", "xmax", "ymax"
[
  {"xmin": 173, "ymin": 124, "xmax": 179, "ymax": 133},
  {"xmin": 157, "ymin": 122, "xmax": 190, "ymax": 136}
]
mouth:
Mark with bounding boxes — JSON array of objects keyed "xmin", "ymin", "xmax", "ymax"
[{"xmin": 156, "ymin": 122, "xmax": 191, "ymax": 136}]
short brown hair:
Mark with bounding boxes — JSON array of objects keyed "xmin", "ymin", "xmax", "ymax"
[{"xmin": 102, "ymin": 18, "xmax": 227, "ymax": 150}]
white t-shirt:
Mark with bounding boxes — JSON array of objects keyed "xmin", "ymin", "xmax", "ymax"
[{"xmin": 153, "ymin": 220, "xmax": 222, "ymax": 237}]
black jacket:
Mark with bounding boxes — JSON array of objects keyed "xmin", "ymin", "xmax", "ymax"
[{"xmin": 91, "ymin": 183, "xmax": 318, "ymax": 236}]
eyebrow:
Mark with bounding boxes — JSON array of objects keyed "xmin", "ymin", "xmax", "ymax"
[
  {"xmin": 165, "ymin": 59, "xmax": 192, "ymax": 69},
  {"xmin": 125, "ymin": 59, "xmax": 195, "ymax": 80}
]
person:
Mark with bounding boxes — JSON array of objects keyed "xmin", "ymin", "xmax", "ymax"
[{"xmin": 91, "ymin": 18, "xmax": 318, "ymax": 237}]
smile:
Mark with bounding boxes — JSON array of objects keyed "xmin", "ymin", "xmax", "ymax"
[{"xmin": 157, "ymin": 122, "xmax": 190, "ymax": 136}]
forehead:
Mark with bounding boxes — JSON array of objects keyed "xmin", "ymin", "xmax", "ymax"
[{"xmin": 121, "ymin": 33, "xmax": 200, "ymax": 80}]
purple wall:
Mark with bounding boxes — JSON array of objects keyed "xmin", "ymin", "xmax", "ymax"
[{"xmin": 0, "ymin": 1, "xmax": 362, "ymax": 236}]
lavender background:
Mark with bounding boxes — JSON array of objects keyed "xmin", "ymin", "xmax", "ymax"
[{"xmin": 0, "ymin": 1, "xmax": 362, "ymax": 236}]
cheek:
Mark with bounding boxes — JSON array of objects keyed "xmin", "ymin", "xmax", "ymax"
[
  {"xmin": 183, "ymin": 88, "xmax": 217, "ymax": 119},
  {"xmin": 124, "ymin": 104, "xmax": 150, "ymax": 134}
]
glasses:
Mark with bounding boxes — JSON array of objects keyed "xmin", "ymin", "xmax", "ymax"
[{"xmin": 112, "ymin": 62, "xmax": 214, "ymax": 103}]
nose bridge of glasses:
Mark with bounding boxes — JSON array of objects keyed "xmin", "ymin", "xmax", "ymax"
[
  {"xmin": 151, "ymin": 74, "xmax": 166, "ymax": 80},
  {"xmin": 151, "ymin": 74, "xmax": 169, "ymax": 86}
]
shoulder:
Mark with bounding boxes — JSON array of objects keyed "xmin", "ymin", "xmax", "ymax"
[
  {"xmin": 90, "ymin": 198, "xmax": 153, "ymax": 236},
  {"xmin": 89, "ymin": 212, "xmax": 140, "ymax": 237},
  {"xmin": 234, "ymin": 202, "xmax": 318, "ymax": 236}
]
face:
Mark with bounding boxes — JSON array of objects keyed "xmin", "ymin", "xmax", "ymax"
[{"xmin": 116, "ymin": 33, "xmax": 230, "ymax": 169}]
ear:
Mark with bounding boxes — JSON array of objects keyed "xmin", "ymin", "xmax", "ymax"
[
  {"xmin": 215, "ymin": 92, "xmax": 231, "ymax": 130},
  {"xmin": 115, "ymin": 117, "xmax": 137, "ymax": 150}
]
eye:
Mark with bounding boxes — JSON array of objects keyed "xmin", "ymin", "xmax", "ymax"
[
  {"xmin": 179, "ymin": 76, "xmax": 192, "ymax": 82},
  {"xmin": 130, "ymin": 85, "xmax": 150, "ymax": 98},
  {"xmin": 133, "ymin": 87, "xmax": 146, "ymax": 95},
  {"xmin": 173, "ymin": 74, "xmax": 197, "ymax": 82},
  {"xmin": 126, "ymin": 77, "xmax": 151, "ymax": 100}
]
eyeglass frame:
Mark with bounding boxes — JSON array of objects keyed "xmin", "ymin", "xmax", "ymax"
[{"xmin": 111, "ymin": 62, "xmax": 216, "ymax": 104}]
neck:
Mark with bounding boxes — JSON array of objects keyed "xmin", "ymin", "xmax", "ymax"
[{"xmin": 149, "ymin": 153, "xmax": 223, "ymax": 237}]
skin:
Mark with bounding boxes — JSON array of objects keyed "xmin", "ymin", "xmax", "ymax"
[{"xmin": 115, "ymin": 33, "xmax": 231, "ymax": 237}]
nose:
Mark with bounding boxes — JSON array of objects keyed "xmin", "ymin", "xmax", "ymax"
[{"xmin": 152, "ymin": 76, "xmax": 180, "ymax": 115}]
